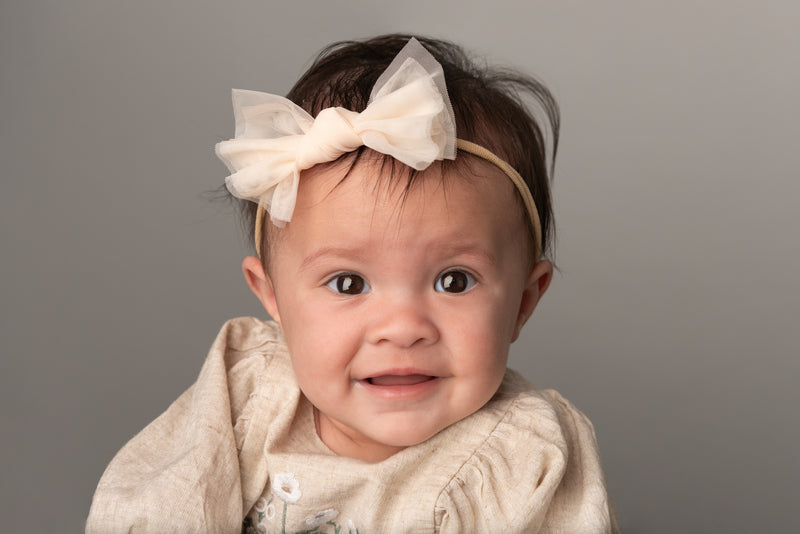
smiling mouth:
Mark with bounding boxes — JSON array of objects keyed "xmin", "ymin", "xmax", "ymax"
[{"xmin": 366, "ymin": 374, "xmax": 436, "ymax": 386}]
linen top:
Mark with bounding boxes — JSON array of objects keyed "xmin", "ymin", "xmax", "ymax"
[{"xmin": 86, "ymin": 317, "xmax": 618, "ymax": 533}]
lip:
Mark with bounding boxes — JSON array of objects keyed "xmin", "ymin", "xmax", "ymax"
[{"xmin": 356, "ymin": 369, "xmax": 442, "ymax": 399}]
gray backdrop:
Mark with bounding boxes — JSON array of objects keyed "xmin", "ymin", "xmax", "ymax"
[{"xmin": 2, "ymin": 1, "xmax": 798, "ymax": 532}]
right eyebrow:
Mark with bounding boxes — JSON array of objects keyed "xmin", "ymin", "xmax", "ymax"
[{"xmin": 298, "ymin": 246, "xmax": 366, "ymax": 273}]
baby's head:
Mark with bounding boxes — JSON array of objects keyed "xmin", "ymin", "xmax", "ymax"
[{"xmin": 218, "ymin": 35, "xmax": 559, "ymax": 462}]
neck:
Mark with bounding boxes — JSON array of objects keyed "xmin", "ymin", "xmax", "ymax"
[{"xmin": 314, "ymin": 407, "xmax": 406, "ymax": 463}]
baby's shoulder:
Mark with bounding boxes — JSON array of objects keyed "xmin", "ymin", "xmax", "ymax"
[
  {"xmin": 447, "ymin": 370, "xmax": 594, "ymax": 471},
  {"xmin": 209, "ymin": 317, "xmax": 292, "ymax": 380},
  {"xmin": 86, "ymin": 317, "xmax": 294, "ymax": 533},
  {"xmin": 208, "ymin": 316, "xmax": 294, "ymax": 415},
  {"xmin": 432, "ymin": 371, "xmax": 613, "ymax": 532},
  {"xmin": 488, "ymin": 369, "xmax": 597, "ymax": 443},
  {"xmin": 215, "ymin": 316, "xmax": 286, "ymax": 361}
]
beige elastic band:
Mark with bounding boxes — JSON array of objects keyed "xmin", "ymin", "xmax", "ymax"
[
  {"xmin": 254, "ymin": 140, "xmax": 541, "ymax": 259},
  {"xmin": 455, "ymin": 139, "xmax": 542, "ymax": 259}
]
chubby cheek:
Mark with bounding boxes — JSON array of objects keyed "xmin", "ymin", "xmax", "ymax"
[
  {"xmin": 458, "ymin": 296, "xmax": 518, "ymax": 354},
  {"xmin": 449, "ymin": 317, "xmax": 510, "ymax": 397},
  {"xmin": 453, "ymin": 298, "xmax": 517, "ymax": 395},
  {"xmin": 288, "ymin": 349, "xmax": 345, "ymax": 416},
  {"xmin": 282, "ymin": 322, "xmax": 357, "ymax": 400}
]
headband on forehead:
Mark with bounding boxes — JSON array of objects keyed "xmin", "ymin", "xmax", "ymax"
[{"xmin": 215, "ymin": 38, "xmax": 542, "ymax": 258}]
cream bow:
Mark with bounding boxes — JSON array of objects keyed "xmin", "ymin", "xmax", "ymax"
[{"xmin": 215, "ymin": 38, "xmax": 457, "ymax": 226}]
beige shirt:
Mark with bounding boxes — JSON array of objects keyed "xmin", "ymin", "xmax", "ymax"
[{"xmin": 87, "ymin": 317, "xmax": 618, "ymax": 533}]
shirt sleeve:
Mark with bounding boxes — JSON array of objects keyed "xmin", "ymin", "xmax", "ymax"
[
  {"xmin": 434, "ymin": 383, "xmax": 619, "ymax": 534},
  {"xmin": 85, "ymin": 318, "xmax": 280, "ymax": 534}
]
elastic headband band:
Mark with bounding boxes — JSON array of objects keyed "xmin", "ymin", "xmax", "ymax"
[
  {"xmin": 251, "ymin": 142, "xmax": 542, "ymax": 259},
  {"xmin": 455, "ymin": 139, "xmax": 542, "ymax": 258},
  {"xmin": 216, "ymin": 38, "xmax": 542, "ymax": 259}
]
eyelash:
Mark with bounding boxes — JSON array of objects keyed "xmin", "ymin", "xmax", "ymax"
[
  {"xmin": 325, "ymin": 273, "xmax": 370, "ymax": 295},
  {"xmin": 434, "ymin": 269, "xmax": 477, "ymax": 294}
]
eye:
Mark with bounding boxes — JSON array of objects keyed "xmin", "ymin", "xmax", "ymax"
[
  {"xmin": 326, "ymin": 273, "xmax": 370, "ymax": 295},
  {"xmin": 434, "ymin": 270, "xmax": 476, "ymax": 294}
]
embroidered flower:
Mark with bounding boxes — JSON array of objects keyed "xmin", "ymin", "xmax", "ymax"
[
  {"xmin": 256, "ymin": 524, "xmax": 267, "ymax": 534},
  {"xmin": 271, "ymin": 472, "xmax": 301, "ymax": 504},
  {"xmin": 347, "ymin": 519, "xmax": 359, "ymax": 534},
  {"xmin": 265, "ymin": 503, "xmax": 276, "ymax": 521},
  {"xmin": 254, "ymin": 497, "xmax": 267, "ymax": 513},
  {"xmin": 304, "ymin": 508, "xmax": 339, "ymax": 528}
]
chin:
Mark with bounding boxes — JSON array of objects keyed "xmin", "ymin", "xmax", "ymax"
[{"xmin": 370, "ymin": 422, "xmax": 446, "ymax": 449}]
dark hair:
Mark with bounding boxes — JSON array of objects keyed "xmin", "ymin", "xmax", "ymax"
[{"xmin": 236, "ymin": 34, "xmax": 559, "ymax": 264}]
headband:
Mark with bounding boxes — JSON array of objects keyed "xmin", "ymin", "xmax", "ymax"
[{"xmin": 216, "ymin": 38, "xmax": 542, "ymax": 258}]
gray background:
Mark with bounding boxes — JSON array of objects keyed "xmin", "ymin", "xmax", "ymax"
[{"xmin": 2, "ymin": 1, "xmax": 798, "ymax": 532}]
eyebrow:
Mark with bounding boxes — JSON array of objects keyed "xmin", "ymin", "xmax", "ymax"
[
  {"xmin": 298, "ymin": 243, "xmax": 498, "ymax": 271},
  {"xmin": 299, "ymin": 242, "xmax": 498, "ymax": 273},
  {"xmin": 298, "ymin": 246, "xmax": 369, "ymax": 273},
  {"xmin": 433, "ymin": 243, "xmax": 498, "ymax": 267}
]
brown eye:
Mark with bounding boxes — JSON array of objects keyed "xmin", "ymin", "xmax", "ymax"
[
  {"xmin": 435, "ymin": 270, "xmax": 476, "ymax": 293},
  {"xmin": 327, "ymin": 273, "xmax": 370, "ymax": 295}
]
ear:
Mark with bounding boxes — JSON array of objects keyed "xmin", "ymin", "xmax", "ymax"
[
  {"xmin": 242, "ymin": 256, "xmax": 281, "ymax": 324},
  {"xmin": 512, "ymin": 259, "xmax": 553, "ymax": 342}
]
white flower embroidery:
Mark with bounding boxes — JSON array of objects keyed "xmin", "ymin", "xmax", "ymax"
[
  {"xmin": 347, "ymin": 518, "xmax": 358, "ymax": 534},
  {"xmin": 271, "ymin": 472, "xmax": 301, "ymax": 504},
  {"xmin": 254, "ymin": 497, "xmax": 267, "ymax": 513},
  {"xmin": 265, "ymin": 503, "xmax": 276, "ymax": 521},
  {"xmin": 304, "ymin": 508, "xmax": 339, "ymax": 528},
  {"xmin": 256, "ymin": 524, "xmax": 267, "ymax": 534}
]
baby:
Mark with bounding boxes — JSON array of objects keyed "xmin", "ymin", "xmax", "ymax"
[{"xmin": 87, "ymin": 35, "xmax": 617, "ymax": 533}]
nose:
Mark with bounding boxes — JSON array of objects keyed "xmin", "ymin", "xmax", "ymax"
[{"xmin": 365, "ymin": 295, "xmax": 440, "ymax": 348}]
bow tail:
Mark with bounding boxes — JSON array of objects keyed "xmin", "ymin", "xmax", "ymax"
[{"xmin": 265, "ymin": 167, "xmax": 300, "ymax": 226}]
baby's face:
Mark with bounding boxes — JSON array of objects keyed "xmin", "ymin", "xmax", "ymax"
[{"xmin": 249, "ymin": 157, "xmax": 550, "ymax": 462}]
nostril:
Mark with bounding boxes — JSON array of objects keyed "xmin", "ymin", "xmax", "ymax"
[{"xmin": 365, "ymin": 304, "xmax": 440, "ymax": 347}]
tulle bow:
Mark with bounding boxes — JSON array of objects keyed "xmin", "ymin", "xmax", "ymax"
[{"xmin": 215, "ymin": 38, "xmax": 456, "ymax": 226}]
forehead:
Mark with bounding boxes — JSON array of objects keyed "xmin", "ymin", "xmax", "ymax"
[{"xmin": 271, "ymin": 155, "xmax": 530, "ymax": 260}]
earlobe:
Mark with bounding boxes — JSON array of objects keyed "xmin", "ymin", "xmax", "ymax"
[
  {"xmin": 241, "ymin": 256, "xmax": 281, "ymax": 323},
  {"xmin": 512, "ymin": 259, "xmax": 553, "ymax": 342}
]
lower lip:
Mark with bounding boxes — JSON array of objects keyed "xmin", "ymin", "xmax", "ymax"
[{"xmin": 357, "ymin": 377, "xmax": 442, "ymax": 399}]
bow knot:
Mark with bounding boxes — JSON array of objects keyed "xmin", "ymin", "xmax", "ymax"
[{"xmin": 295, "ymin": 108, "xmax": 362, "ymax": 169}]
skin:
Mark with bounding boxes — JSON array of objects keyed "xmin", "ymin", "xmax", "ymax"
[{"xmin": 243, "ymin": 157, "xmax": 552, "ymax": 463}]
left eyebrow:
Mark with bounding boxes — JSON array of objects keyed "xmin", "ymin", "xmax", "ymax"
[{"xmin": 432, "ymin": 243, "xmax": 497, "ymax": 267}]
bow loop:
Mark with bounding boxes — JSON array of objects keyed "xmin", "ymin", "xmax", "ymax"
[{"xmin": 215, "ymin": 38, "xmax": 456, "ymax": 226}]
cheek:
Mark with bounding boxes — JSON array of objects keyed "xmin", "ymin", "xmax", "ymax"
[
  {"xmin": 281, "ymin": 310, "xmax": 359, "ymax": 388},
  {"xmin": 451, "ymin": 311, "xmax": 511, "ymax": 383},
  {"xmin": 288, "ymin": 346, "xmax": 343, "ymax": 408},
  {"xmin": 457, "ymin": 293, "xmax": 521, "ymax": 349}
]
